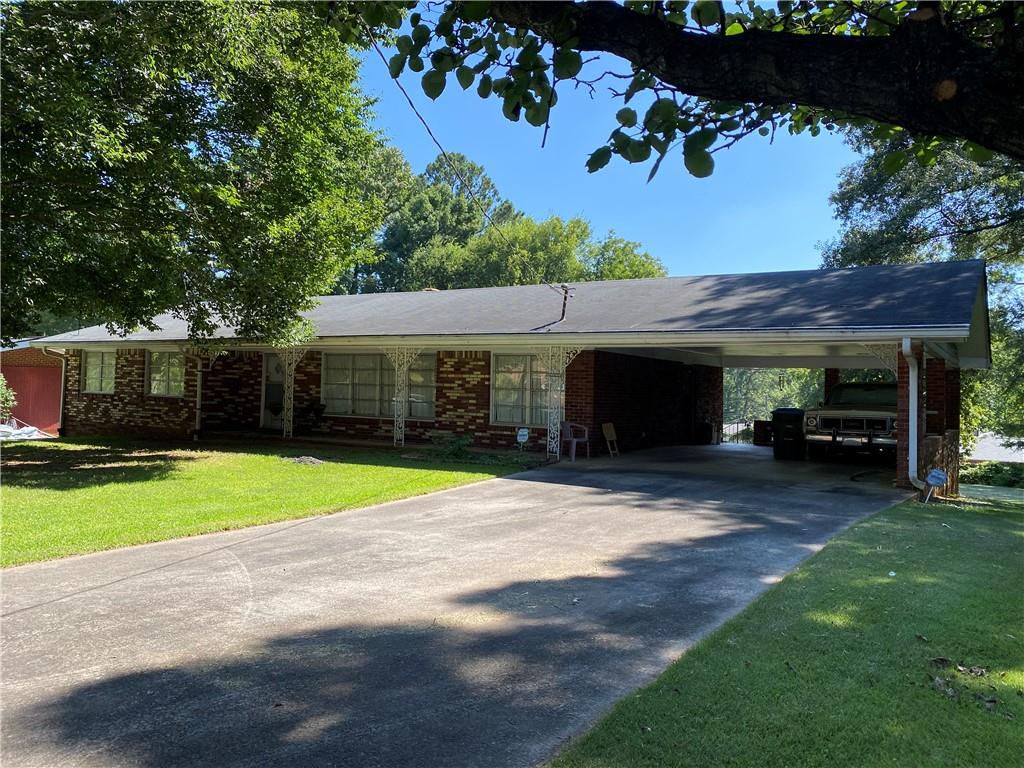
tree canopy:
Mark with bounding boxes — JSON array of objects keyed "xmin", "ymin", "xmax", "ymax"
[
  {"xmin": 403, "ymin": 215, "xmax": 666, "ymax": 291},
  {"xmin": 329, "ymin": 1, "xmax": 1024, "ymax": 179},
  {"xmin": 343, "ymin": 151, "xmax": 666, "ymax": 294},
  {"xmin": 2, "ymin": 1, "xmax": 387, "ymax": 343}
]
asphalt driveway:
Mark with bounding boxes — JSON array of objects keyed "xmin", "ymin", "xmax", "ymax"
[{"xmin": 1, "ymin": 445, "xmax": 906, "ymax": 768}]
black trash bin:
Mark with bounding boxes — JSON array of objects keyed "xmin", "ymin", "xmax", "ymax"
[{"xmin": 771, "ymin": 407, "xmax": 805, "ymax": 460}]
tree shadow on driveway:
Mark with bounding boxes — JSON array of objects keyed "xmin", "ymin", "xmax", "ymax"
[{"xmin": 3, "ymin": 503, "xmax": 870, "ymax": 768}]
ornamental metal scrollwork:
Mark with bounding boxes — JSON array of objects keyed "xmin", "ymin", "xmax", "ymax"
[
  {"xmin": 860, "ymin": 343, "xmax": 898, "ymax": 375},
  {"xmin": 535, "ymin": 346, "xmax": 582, "ymax": 457},
  {"xmin": 384, "ymin": 348, "xmax": 422, "ymax": 446},
  {"xmin": 276, "ymin": 348, "xmax": 306, "ymax": 439}
]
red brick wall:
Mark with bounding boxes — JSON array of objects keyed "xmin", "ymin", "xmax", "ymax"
[
  {"xmin": 202, "ymin": 351, "xmax": 263, "ymax": 432},
  {"xmin": 591, "ymin": 352, "xmax": 723, "ymax": 452},
  {"xmin": 925, "ymin": 357, "xmax": 947, "ymax": 435},
  {"xmin": 289, "ymin": 351, "xmax": 554, "ymax": 450},
  {"xmin": 944, "ymin": 367, "xmax": 961, "ymax": 432},
  {"xmin": 823, "ymin": 368, "xmax": 840, "ymax": 401},
  {"xmin": 63, "ymin": 349, "xmax": 197, "ymax": 438},
  {"xmin": 59, "ymin": 347, "xmax": 724, "ymax": 455}
]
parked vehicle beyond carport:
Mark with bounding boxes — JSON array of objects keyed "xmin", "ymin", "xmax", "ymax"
[{"xmin": 803, "ymin": 382, "xmax": 898, "ymax": 461}]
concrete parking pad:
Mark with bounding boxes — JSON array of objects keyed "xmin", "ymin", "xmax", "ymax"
[{"xmin": 1, "ymin": 445, "xmax": 907, "ymax": 768}]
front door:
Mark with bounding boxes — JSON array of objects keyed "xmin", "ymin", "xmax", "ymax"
[{"xmin": 262, "ymin": 353, "xmax": 285, "ymax": 430}]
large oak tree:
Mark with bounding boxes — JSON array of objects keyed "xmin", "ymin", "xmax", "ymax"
[{"xmin": 2, "ymin": 1, "xmax": 390, "ymax": 342}]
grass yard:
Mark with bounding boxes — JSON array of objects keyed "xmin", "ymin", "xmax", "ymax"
[
  {"xmin": 1, "ymin": 438, "xmax": 529, "ymax": 567},
  {"xmin": 552, "ymin": 496, "xmax": 1024, "ymax": 768}
]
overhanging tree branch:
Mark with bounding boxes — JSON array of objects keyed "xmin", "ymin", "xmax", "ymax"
[{"xmin": 488, "ymin": 1, "xmax": 1024, "ymax": 161}]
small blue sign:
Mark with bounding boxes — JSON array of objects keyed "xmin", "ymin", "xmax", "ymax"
[
  {"xmin": 516, "ymin": 428, "xmax": 529, "ymax": 444},
  {"xmin": 926, "ymin": 468, "xmax": 948, "ymax": 486}
]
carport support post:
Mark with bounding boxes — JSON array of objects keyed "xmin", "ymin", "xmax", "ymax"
[
  {"xmin": 823, "ymin": 368, "xmax": 840, "ymax": 402},
  {"xmin": 896, "ymin": 341, "xmax": 925, "ymax": 489},
  {"xmin": 384, "ymin": 348, "xmax": 421, "ymax": 447},
  {"xmin": 537, "ymin": 346, "xmax": 581, "ymax": 458},
  {"xmin": 277, "ymin": 348, "xmax": 305, "ymax": 439}
]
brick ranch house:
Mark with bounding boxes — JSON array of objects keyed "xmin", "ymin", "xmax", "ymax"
[{"xmin": 34, "ymin": 260, "xmax": 990, "ymax": 491}]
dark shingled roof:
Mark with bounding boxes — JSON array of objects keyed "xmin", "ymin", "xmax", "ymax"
[{"xmin": 38, "ymin": 260, "xmax": 986, "ymax": 343}]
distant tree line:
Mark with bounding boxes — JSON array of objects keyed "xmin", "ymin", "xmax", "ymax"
[{"xmin": 335, "ymin": 152, "xmax": 666, "ymax": 295}]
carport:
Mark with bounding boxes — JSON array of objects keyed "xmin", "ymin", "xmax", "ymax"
[{"xmin": 547, "ymin": 260, "xmax": 989, "ymax": 493}]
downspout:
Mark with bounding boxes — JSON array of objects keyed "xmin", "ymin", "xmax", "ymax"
[
  {"xmin": 40, "ymin": 347, "xmax": 67, "ymax": 435},
  {"xmin": 901, "ymin": 338, "xmax": 926, "ymax": 490}
]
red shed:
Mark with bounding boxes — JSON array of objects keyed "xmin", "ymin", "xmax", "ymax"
[{"xmin": 1, "ymin": 340, "xmax": 63, "ymax": 434}]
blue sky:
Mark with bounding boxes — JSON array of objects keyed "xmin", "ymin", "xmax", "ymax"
[{"xmin": 358, "ymin": 51, "xmax": 860, "ymax": 278}]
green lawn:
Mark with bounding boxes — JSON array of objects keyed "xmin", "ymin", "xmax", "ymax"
[
  {"xmin": 552, "ymin": 497, "xmax": 1024, "ymax": 768},
  {"xmin": 1, "ymin": 438, "xmax": 528, "ymax": 567}
]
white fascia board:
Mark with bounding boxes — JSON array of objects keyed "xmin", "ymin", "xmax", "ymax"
[{"xmin": 34, "ymin": 325, "xmax": 972, "ymax": 352}]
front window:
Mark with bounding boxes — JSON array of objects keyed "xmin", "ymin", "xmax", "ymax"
[
  {"xmin": 148, "ymin": 352, "xmax": 185, "ymax": 397},
  {"xmin": 491, "ymin": 354, "xmax": 551, "ymax": 426},
  {"xmin": 82, "ymin": 350, "xmax": 116, "ymax": 393},
  {"xmin": 322, "ymin": 353, "xmax": 436, "ymax": 418}
]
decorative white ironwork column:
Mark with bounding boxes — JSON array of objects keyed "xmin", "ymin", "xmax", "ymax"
[
  {"xmin": 277, "ymin": 348, "xmax": 305, "ymax": 439},
  {"xmin": 536, "ymin": 346, "xmax": 582, "ymax": 458},
  {"xmin": 384, "ymin": 347, "xmax": 422, "ymax": 446},
  {"xmin": 860, "ymin": 343, "xmax": 899, "ymax": 375}
]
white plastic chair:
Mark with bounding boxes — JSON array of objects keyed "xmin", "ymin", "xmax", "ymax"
[{"xmin": 560, "ymin": 421, "xmax": 590, "ymax": 462}]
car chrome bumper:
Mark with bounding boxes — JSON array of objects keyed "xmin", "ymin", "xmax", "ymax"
[{"xmin": 806, "ymin": 433, "xmax": 897, "ymax": 448}]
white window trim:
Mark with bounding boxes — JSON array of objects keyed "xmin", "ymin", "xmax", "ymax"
[
  {"xmin": 320, "ymin": 352, "xmax": 436, "ymax": 421},
  {"xmin": 145, "ymin": 351, "xmax": 186, "ymax": 398},
  {"xmin": 489, "ymin": 352, "xmax": 549, "ymax": 428},
  {"xmin": 81, "ymin": 350, "xmax": 116, "ymax": 395}
]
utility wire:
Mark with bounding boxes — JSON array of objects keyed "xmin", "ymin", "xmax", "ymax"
[{"xmin": 363, "ymin": 23, "xmax": 568, "ymax": 301}]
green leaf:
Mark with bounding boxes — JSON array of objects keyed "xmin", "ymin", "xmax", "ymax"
[
  {"xmin": 382, "ymin": 5, "xmax": 403, "ymax": 29},
  {"xmin": 880, "ymin": 150, "xmax": 909, "ymax": 175},
  {"xmin": 411, "ymin": 24, "xmax": 431, "ymax": 46},
  {"xmin": 456, "ymin": 65, "xmax": 475, "ymax": 90},
  {"xmin": 396, "ymin": 36, "xmax": 412, "ymax": 55},
  {"xmin": 387, "ymin": 54, "xmax": 406, "ymax": 79},
  {"xmin": 725, "ymin": 21, "xmax": 745, "ymax": 35},
  {"xmin": 408, "ymin": 55, "xmax": 424, "ymax": 73},
  {"xmin": 524, "ymin": 101, "xmax": 549, "ymax": 127},
  {"xmin": 586, "ymin": 146, "xmax": 613, "ymax": 173},
  {"xmin": 616, "ymin": 107, "xmax": 638, "ymax": 128},
  {"xmin": 684, "ymin": 127, "xmax": 718, "ymax": 153},
  {"xmin": 647, "ymin": 151, "xmax": 667, "ymax": 182},
  {"xmin": 552, "ymin": 48, "xmax": 583, "ymax": 79},
  {"xmin": 684, "ymin": 148, "xmax": 715, "ymax": 178},
  {"xmin": 430, "ymin": 50, "xmax": 456, "ymax": 72},
  {"xmin": 963, "ymin": 142, "xmax": 994, "ymax": 163},
  {"xmin": 502, "ymin": 95, "xmax": 521, "ymax": 121},
  {"xmin": 693, "ymin": 0, "xmax": 720, "ymax": 27},
  {"xmin": 459, "ymin": 1, "xmax": 492, "ymax": 22},
  {"xmin": 476, "ymin": 74, "xmax": 493, "ymax": 98},
  {"xmin": 421, "ymin": 69, "xmax": 447, "ymax": 100},
  {"xmin": 622, "ymin": 139, "xmax": 651, "ymax": 163}
]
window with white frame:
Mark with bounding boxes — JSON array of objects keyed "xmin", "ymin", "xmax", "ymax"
[
  {"xmin": 82, "ymin": 350, "xmax": 116, "ymax": 393},
  {"xmin": 322, "ymin": 353, "xmax": 436, "ymax": 418},
  {"xmin": 491, "ymin": 354, "xmax": 551, "ymax": 426},
  {"xmin": 147, "ymin": 351, "xmax": 185, "ymax": 397}
]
